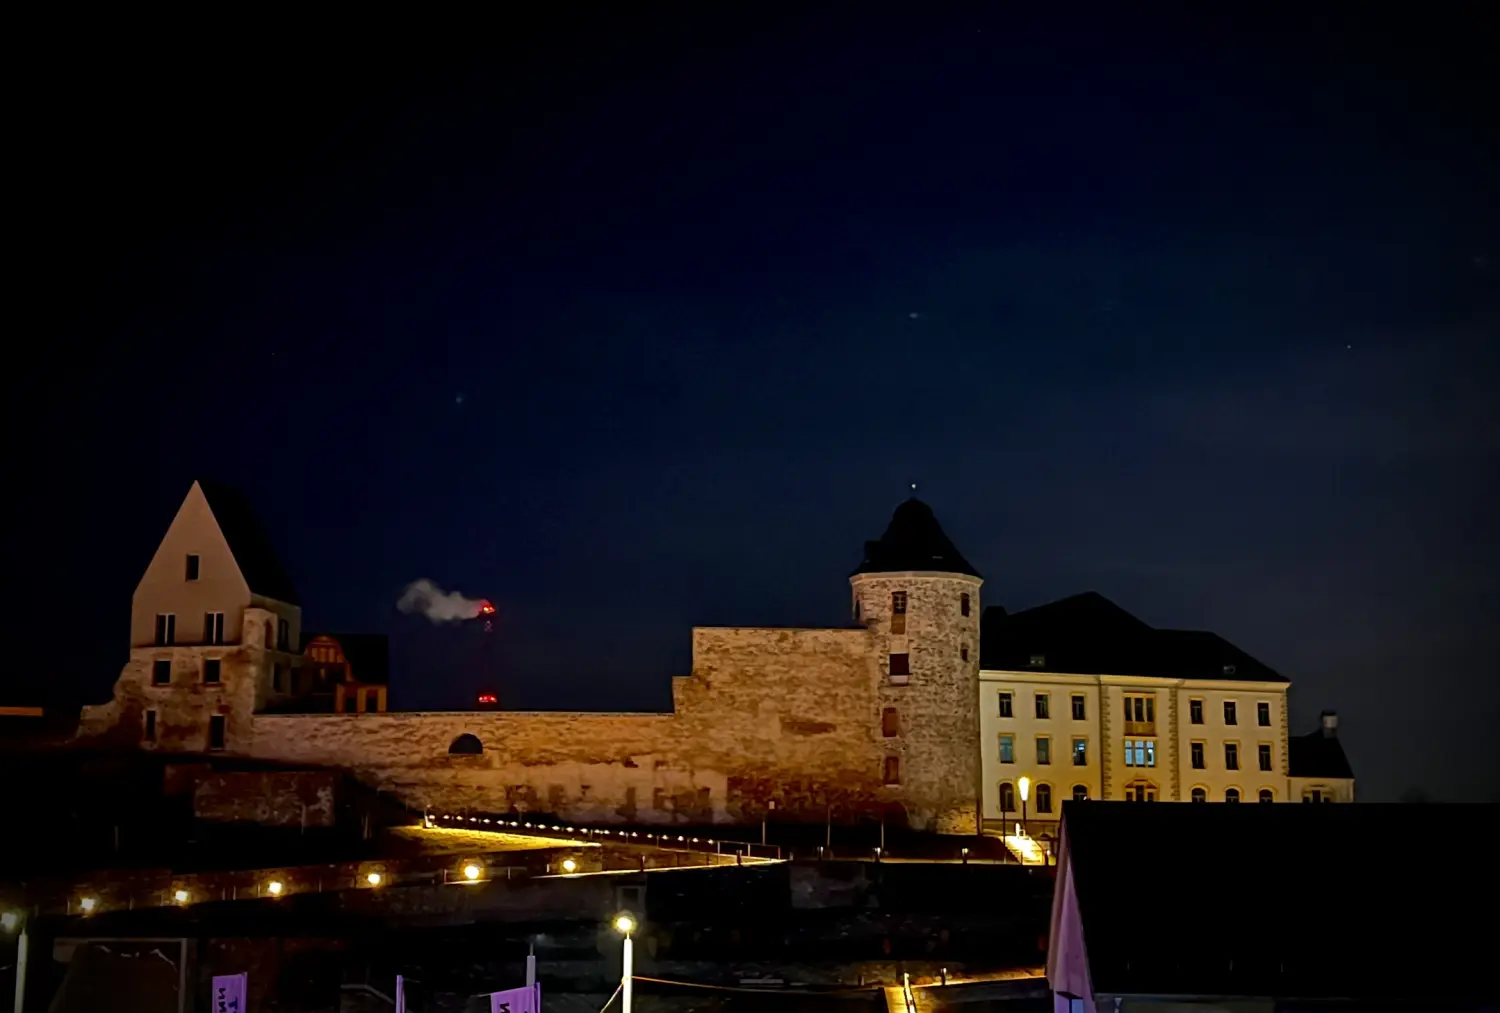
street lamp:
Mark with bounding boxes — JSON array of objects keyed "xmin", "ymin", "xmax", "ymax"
[
  {"xmin": 614, "ymin": 914, "xmax": 635, "ymax": 1013},
  {"xmin": 462, "ymin": 863, "xmax": 482, "ymax": 881},
  {"xmin": 561, "ymin": 858, "xmax": 578, "ymax": 874},
  {"xmin": 1018, "ymin": 776, "xmax": 1031, "ymax": 838}
]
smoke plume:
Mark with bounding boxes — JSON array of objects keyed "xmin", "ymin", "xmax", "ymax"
[{"xmin": 397, "ymin": 579, "xmax": 487, "ymax": 623}]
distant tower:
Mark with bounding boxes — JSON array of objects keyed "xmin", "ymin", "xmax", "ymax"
[{"xmin": 850, "ymin": 498, "xmax": 982, "ymax": 834}]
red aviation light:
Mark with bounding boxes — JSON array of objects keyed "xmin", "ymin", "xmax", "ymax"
[{"xmin": 478, "ymin": 601, "xmax": 496, "ymax": 616}]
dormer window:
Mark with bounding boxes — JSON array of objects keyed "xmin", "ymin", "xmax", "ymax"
[{"xmin": 185, "ymin": 554, "xmax": 200, "ymax": 581}]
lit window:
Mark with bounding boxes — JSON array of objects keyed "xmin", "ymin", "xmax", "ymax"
[
  {"xmin": 1257, "ymin": 701, "xmax": 1271, "ymax": 727},
  {"xmin": 960, "ymin": 592, "xmax": 970, "ymax": 617},
  {"xmin": 883, "ymin": 756, "xmax": 900, "ymax": 785},
  {"xmin": 1035, "ymin": 783, "xmax": 1053, "ymax": 813},
  {"xmin": 208, "ymin": 714, "xmax": 226, "ymax": 751},
  {"xmin": 891, "ymin": 591, "xmax": 908, "ymax": 632},
  {"xmin": 1072, "ymin": 784, "xmax": 1087, "ymax": 802},
  {"xmin": 1036, "ymin": 736, "xmax": 1051, "ymax": 765},
  {"xmin": 881, "ymin": 707, "xmax": 900, "ymax": 737},
  {"xmin": 1190, "ymin": 787, "xmax": 1207, "ymax": 802},
  {"xmin": 1224, "ymin": 743, "xmax": 1239, "ymax": 770},
  {"xmin": 1258, "ymin": 743, "xmax": 1272, "ymax": 771},
  {"xmin": 152, "ymin": 660, "xmax": 171, "ymax": 686},
  {"xmin": 203, "ymin": 659, "xmax": 222, "ymax": 685},
  {"xmin": 1034, "ymin": 693, "xmax": 1049, "ymax": 719},
  {"xmin": 1189, "ymin": 698, "xmax": 1204, "ymax": 724},
  {"xmin": 144, "ymin": 710, "xmax": 157, "ymax": 742},
  {"xmin": 203, "ymin": 612, "xmax": 225, "ymax": 645},
  {"xmin": 1071, "ymin": 738, "xmax": 1087, "ymax": 766},
  {"xmin": 1071, "ymin": 694, "xmax": 1086, "ymax": 720},
  {"xmin": 1124, "ymin": 739, "xmax": 1156, "ymax": 767},
  {"xmin": 1258, "ymin": 788, "xmax": 1274, "ymax": 803},
  {"xmin": 998, "ymin": 691, "xmax": 1012, "ymax": 718},
  {"xmin": 1223, "ymin": 701, "xmax": 1237, "ymax": 725},
  {"xmin": 998, "ymin": 734, "xmax": 1015, "ymax": 764},
  {"xmin": 185, "ymin": 554, "xmax": 200, "ymax": 580},
  {"xmin": 999, "ymin": 781, "xmax": 1015, "ymax": 812},
  {"xmin": 1190, "ymin": 741, "xmax": 1205, "ymax": 769},
  {"xmin": 1225, "ymin": 788, "xmax": 1240, "ymax": 803},
  {"xmin": 1028, "ymin": 654, "xmax": 1045, "ymax": 668},
  {"xmin": 888, "ymin": 653, "xmax": 910, "ymax": 678},
  {"xmin": 154, "ymin": 613, "xmax": 176, "ymax": 646}
]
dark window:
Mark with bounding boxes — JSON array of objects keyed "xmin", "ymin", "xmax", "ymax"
[
  {"xmin": 1191, "ymin": 787, "xmax": 1207, "ymax": 802},
  {"xmin": 152, "ymin": 660, "xmax": 171, "ymax": 686},
  {"xmin": 888, "ymin": 653, "xmax": 910, "ymax": 677},
  {"xmin": 272, "ymin": 663, "xmax": 284, "ymax": 692},
  {"xmin": 1190, "ymin": 698, "xmax": 1204, "ymax": 724},
  {"xmin": 185, "ymin": 554, "xmax": 200, "ymax": 580},
  {"xmin": 1225, "ymin": 743, "xmax": 1239, "ymax": 770},
  {"xmin": 1035, "ymin": 693, "xmax": 1049, "ymax": 719},
  {"xmin": 1223, "ymin": 701, "xmax": 1238, "ymax": 725},
  {"xmin": 998, "ymin": 692, "xmax": 1013, "ymax": 717},
  {"xmin": 144, "ymin": 710, "xmax": 157, "ymax": 742},
  {"xmin": 881, "ymin": 707, "xmax": 900, "ymax": 737},
  {"xmin": 1258, "ymin": 743, "xmax": 1273, "ymax": 771},
  {"xmin": 448, "ymin": 733, "xmax": 483, "ymax": 755},
  {"xmin": 998, "ymin": 735, "xmax": 1015, "ymax": 763},
  {"xmin": 1257, "ymin": 701, "xmax": 1271, "ymax": 727},
  {"xmin": 1071, "ymin": 694, "xmax": 1086, "ymax": 720},
  {"xmin": 1035, "ymin": 783, "xmax": 1053, "ymax": 813},
  {"xmin": 277, "ymin": 618, "xmax": 290, "ymax": 651},
  {"xmin": 1259, "ymin": 788, "xmax": 1274, "ymax": 803},
  {"xmin": 999, "ymin": 781, "xmax": 1015, "ymax": 812},
  {"xmin": 203, "ymin": 612, "xmax": 224, "ymax": 645},
  {"xmin": 1072, "ymin": 784, "xmax": 1088, "ymax": 802},
  {"xmin": 1036, "ymin": 736, "xmax": 1051, "ymax": 764},
  {"xmin": 208, "ymin": 714, "xmax": 226, "ymax": 750},
  {"xmin": 203, "ymin": 659, "xmax": 222, "ymax": 684},
  {"xmin": 854, "ymin": 598, "xmax": 861, "ymax": 622},
  {"xmin": 154, "ymin": 613, "xmax": 176, "ymax": 646},
  {"xmin": 1225, "ymin": 788, "xmax": 1240, "ymax": 803},
  {"xmin": 960, "ymin": 645, "xmax": 969, "ymax": 661},
  {"xmin": 883, "ymin": 756, "xmax": 900, "ymax": 785},
  {"xmin": 1190, "ymin": 741, "xmax": 1205, "ymax": 769},
  {"xmin": 959, "ymin": 593, "xmax": 970, "ymax": 616}
]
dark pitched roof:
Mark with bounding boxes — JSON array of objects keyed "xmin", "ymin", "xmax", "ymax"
[
  {"xmin": 197, "ymin": 479, "xmax": 299, "ymax": 605},
  {"xmin": 1288, "ymin": 726, "xmax": 1355, "ymax": 779},
  {"xmin": 851, "ymin": 498, "xmax": 981, "ymax": 578},
  {"xmin": 1059, "ymin": 801, "xmax": 1500, "ymax": 1000},
  {"xmin": 980, "ymin": 591, "xmax": 1287, "ymax": 682},
  {"xmin": 299, "ymin": 632, "xmax": 390, "ymax": 685}
]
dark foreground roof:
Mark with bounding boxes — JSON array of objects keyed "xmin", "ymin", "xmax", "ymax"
[
  {"xmin": 1060, "ymin": 801, "xmax": 1500, "ymax": 1001},
  {"xmin": 198, "ymin": 479, "xmax": 299, "ymax": 605},
  {"xmin": 851, "ymin": 498, "xmax": 981, "ymax": 578},
  {"xmin": 1289, "ymin": 726, "xmax": 1355, "ymax": 779},
  {"xmin": 982, "ymin": 591, "xmax": 1286, "ymax": 682}
]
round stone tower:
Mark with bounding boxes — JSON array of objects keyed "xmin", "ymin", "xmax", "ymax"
[{"xmin": 850, "ymin": 498, "xmax": 981, "ymax": 834}]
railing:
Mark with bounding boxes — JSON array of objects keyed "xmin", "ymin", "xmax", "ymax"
[{"xmin": 1123, "ymin": 720, "xmax": 1155, "ymax": 737}]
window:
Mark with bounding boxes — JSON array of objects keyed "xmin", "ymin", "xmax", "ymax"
[
  {"xmin": 1225, "ymin": 788, "xmax": 1241, "ymax": 803},
  {"xmin": 448, "ymin": 733, "xmax": 483, "ymax": 755},
  {"xmin": 1223, "ymin": 700, "xmax": 1238, "ymax": 725},
  {"xmin": 272, "ymin": 663, "xmax": 284, "ymax": 692},
  {"xmin": 960, "ymin": 645, "xmax": 969, "ymax": 661},
  {"xmin": 1124, "ymin": 739, "xmax": 1156, "ymax": 767},
  {"xmin": 998, "ymin": 691, "xmax": 1013, "ymax": 718},
  {"xmin": 960, "ymin": 592, "xmax": 970, "ymax": 616},
  {"xmin": 277, "ymin": 618, "xmax": 290, "ymax": 651},
  {"xmin": 1257, "ymin": 701, "xmax": 1271, "ymax": 727},
  {"xmin": 883, "ymin": 756, "xmax": 900, "ymax": 785},
  {"xmin": 1224, "ymin": 742, "xmax": 1239, "ymax": 770},
  {"xmin": 1258, "ymin": 788, "xmax": 1274, "ymax": 803},
  {"xmin": 144, "ymin": 710, "xmax": 157, "ymax": 742},
  {"xmin": 1072, "ymin": 738, "xmax": 1087, "ymax": 766},
  {"xmin": 1302, "ymin": 788, "xmax": 1333, "ymax": 803},
  {"xmin": 881, "ymin": 707, "xmax": 900, "ymax": 737},
  {"xmin": 1035, "ymin": 783, "xmax": 1053, "ymax": 813},
  {"xmin": 364, "ymin": 688, "xmax": 380, "ymax": 711},
  {"xmin": 152, "ymin": 660, "xmax": 171, "ymax": 686},
  {"xmin": 890, "ymin": 591, "xmax": 907, "ymax": 634},
  {"xmin": 185, "ymin": 554, "xmax": 200, "ymax": 580},
  {"xmin": 1124, "ymin": 781, "xmax": 1157, "ymax": 802},
  {"xmin": 1189, "ymin": 698, "xmax": 1204, "ymax": 724},
  {"xmin": 1071, "ymin": 694, "xmax": 1086, "ymax": 720},
  {"xmin": 998, "ymin": 734, "xmax": 1015, "ymax": 764},
  {"xmin": 1258, "ymin": 743, "xmax": 1273, "ymax": 771},
  {"xmin": 1035, "ymin": 736, "xmax": 1051, "ymax": 765},
  {"xmin": 1072, "ymin": 784, "xmax": 1088, "ymax": 802},
  {"xmin": 999, "ymin": 781, "xmax": 1016, "ymax": 812},
  {"xmin": 1034, "ymin": 693, "xmax": 1050, "ymax": 719},
  {"xmin": 854, "ymin": 598, "xmax": 861, "ymax": 622},
  {"xmin": 1124, "ymin": 693, "xmax": 1155, "ymax": 722},
  {"xmin": 1222, "ymin": 664, "xmax": 1237, "ymax": 676},
  {"xmin": 1190, "ymin": 741, "xmax": 1205, "ymax": 769},
  {"xmin": 1190, "ymin": 786, "xmax": 1207, "ymax": 802},
  {"xmin": 208, "ymin": 714, "xmax": 226, "ymax": 750},
  {"xmin": 203, "ymin": 659, "xmax": 222, "ymax": 685},
  {"xmin": 203, "ymin": 611, "xmax": 225, "ymax": 645},
  {"xmin": 154, "ymin": 613, "xmax": 176, "ymax": 646},
  {"xmin": 1028, "ymin": 654, "xmax": 1045, "ymax": 668},
  {"xmin": 888, "ymin": 653, "xmax": 910, "ymax": 680}
]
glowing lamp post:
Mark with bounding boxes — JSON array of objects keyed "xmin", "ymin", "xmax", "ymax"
[
  {"xmin": 1018, "ymin": 776, "xmax": 1031, "ymax": 838},
  {"xmin": 614, "ymin": 914, "xmax": 635, "ymax": 1013}
]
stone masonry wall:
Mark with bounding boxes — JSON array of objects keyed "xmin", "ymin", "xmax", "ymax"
[{"xmin": 193, "ymin": 770, "xmax": 340, "ymax": 826}]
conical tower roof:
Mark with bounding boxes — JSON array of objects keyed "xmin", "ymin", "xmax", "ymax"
[{"xmin": 851, "ymin": 498, "xmax": 981, "ymax": 578}]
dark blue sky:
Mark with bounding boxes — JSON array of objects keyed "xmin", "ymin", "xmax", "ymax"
[{"xmin": 11, "ymin": 8, "xmax": 1498, "ymax": 801}]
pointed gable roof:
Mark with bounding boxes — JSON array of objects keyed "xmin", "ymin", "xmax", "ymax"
[
  {"xmin": 196, "ymin": 479, "xmax": 299, "ymax": 605},
  {"xmin": 851, "ymin": 498, "xmax": 981, "ymax": 578}
]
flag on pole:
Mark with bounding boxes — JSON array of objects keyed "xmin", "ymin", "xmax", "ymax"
[
  {"xmin": 490, "ymin": 983, "xmax": 541, "ymax": 1013},
  {"xmin": 211, "ymin": 973, "xmax": 248, "ymax": 1013}
]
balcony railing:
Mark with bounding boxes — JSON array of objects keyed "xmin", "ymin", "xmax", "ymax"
[{"xmin": 1123, "ymin": 719, "xmax": 1156, "ymax": 737}]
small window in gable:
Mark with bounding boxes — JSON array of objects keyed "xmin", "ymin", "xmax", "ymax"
[{"xmin": 185, "ymin": 554, "xmax": 200, "ymax": 580}]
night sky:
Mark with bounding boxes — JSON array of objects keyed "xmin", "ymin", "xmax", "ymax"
[{"xmin": 10, "ymin": 9, "xmax": 1498, "ymax": 802}]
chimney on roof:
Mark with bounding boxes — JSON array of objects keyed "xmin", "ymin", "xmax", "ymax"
[{"xmin": 1321, "ymin": 710, "xmax": 1339, "ymax": 737}]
